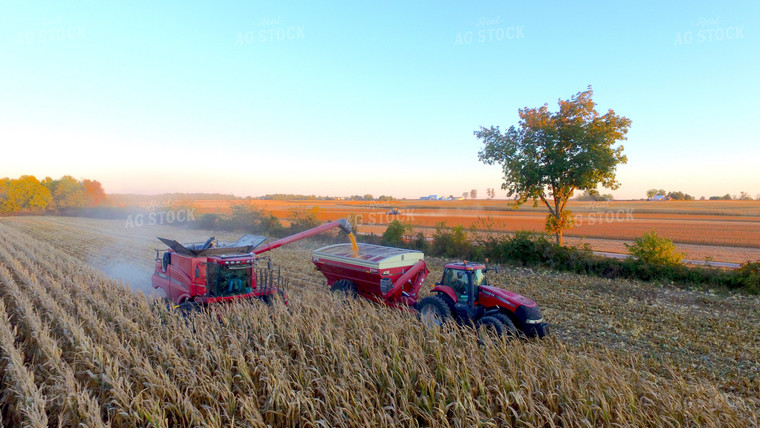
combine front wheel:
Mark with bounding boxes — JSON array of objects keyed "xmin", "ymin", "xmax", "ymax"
[
  {"xmin": 175, "ymin": 300, "xmax": 201, "ymax": 317},
  {"xmin": 262, "ymin": 290, "xmax": 287, "ymax": 306}
]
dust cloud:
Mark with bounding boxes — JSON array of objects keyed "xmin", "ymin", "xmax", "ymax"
[{"xmin": 98, "ymin": 261, "xmax": 166, "ymax": 299}]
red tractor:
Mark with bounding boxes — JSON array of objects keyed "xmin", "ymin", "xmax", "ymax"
[
  {"xmin": 152, "ymin": 219, "xmax": 353, "ymax": 310},
  {"xmin": 418, "ymin": 261, "xmax": 548, "ymax": 338},
  {"xmin": 312, "ymin": 244, "xmax": 548, "ymax": 338}
]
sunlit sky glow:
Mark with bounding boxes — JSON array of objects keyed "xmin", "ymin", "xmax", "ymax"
[{"xmin": 2, "ymin": 1, "xmax": 758, "ymax": 199}]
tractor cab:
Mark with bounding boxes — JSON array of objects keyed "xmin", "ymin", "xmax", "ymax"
[
  {"xmin": 437, "ymin": 262, "xmax": 496, "ymax": 319},
  {"xmin": 439, "ymin": 262, "xmax": 489, "ymax": 303}
]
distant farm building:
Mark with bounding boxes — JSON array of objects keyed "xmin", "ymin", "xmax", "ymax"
[
  {"xmin": 649, "ymin": 195, "xmax": 671, "ymax": 201},
  {"xmin": 419, "ymin": 195, "xmax": 439, "ymax": 200}
]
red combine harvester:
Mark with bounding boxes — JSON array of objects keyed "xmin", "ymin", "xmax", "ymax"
[
  {"xmin": 152, "ymin": 219, "xmax": 353, "ymax": 309},
  {"xmin": 313, "ymin": 243, "xmax": 548, "ymax": 338}
]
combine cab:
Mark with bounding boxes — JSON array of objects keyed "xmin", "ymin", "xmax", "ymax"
[{"xmin": 153, "ymin": 219, "xmax": 353, "ymax": 308}]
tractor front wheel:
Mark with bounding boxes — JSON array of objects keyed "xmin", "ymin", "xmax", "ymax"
[
  {"xmin": 476, "ymin": 316, "xmax": 507, "ymax": 340},
  {"xmin": 491, "ymin": 313, "xmax": 518, "ymax": 340},
  {"xmin": 417, "ymin": 295, "xmax": 452, "ymax": 328}
]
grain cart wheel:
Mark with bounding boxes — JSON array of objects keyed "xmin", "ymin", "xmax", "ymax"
[
  {"xmin": 476, "ymin": 316, "xmax": 506, "ymax": 340},
  {"xmin": 491, "ymin": 313, "xmax": 519, "ymax": 340},
  {"xmin": 330, "ymin": 279, "xmax": 357, "ymax": 298},
  {"xmin": 417, "ymin": 295, "xmax": 452, "ymax": 328}
]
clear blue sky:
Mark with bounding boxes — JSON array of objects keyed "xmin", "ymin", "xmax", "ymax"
[{"xmin": 2, "ymin": 1, "xmax": 758, "ymax": 199}]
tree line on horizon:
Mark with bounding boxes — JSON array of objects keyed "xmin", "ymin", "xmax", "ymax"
[
  {"xmin": 0, "ymin": 175, "xmax": 107, "ymax": 215},
  {"xmin": 645, "ymin": 188, "xmax": 757, "ymax": 201}
]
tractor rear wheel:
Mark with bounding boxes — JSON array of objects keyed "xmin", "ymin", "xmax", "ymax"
[
  {"xmin": 476, "ymin": 316, "xmax": 506, "ymax": 339},
  {"xmin": 417, "ymin": 295, "xmax": 452, "ymax": 328},
  {"xmin": 330, "ymin": 279, "xmax": 357, "ymax": 298},
  {"xmin": 491, "ymin": 313, "xmax": 518, "ymax": 339}
]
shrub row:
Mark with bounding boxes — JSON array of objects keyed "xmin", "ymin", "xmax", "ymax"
[
  {"xmin": 193, "ymin": 204, "xmax": 350, "ymax": 245},
  {"xmin": 380, "ymin": 221, "xmax": 760, "ymax": 294}
]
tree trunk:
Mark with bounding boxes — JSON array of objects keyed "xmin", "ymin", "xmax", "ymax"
[{"xmin": 556, "ymin": 231, "xmax": 563, "ymax": 246}]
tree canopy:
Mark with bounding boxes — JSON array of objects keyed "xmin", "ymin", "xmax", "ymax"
[
  {"xmin": 476, "ymin": 87, "xmax": 631, "ymax": 244},
  {"xmin": 52, "ymin": 175, "xmax": 87, "ymax": 210},
  {"xmin": 575, "ymin": 190, "xmax": 613, "ymax": 201},
  {"xmin": 667, "ymin": 191, "xmax": 694, "ymax": 201},
  {"xmin": 0, "ymin": 175, "xmax": 107, "ymax": 215},
  {"xmin": 83, "ymin": 179, "xmax": 108, "ymax": 206},
  {"xmin": 1, "ymin": 176, "xmax": 52, "ymax": 213}
]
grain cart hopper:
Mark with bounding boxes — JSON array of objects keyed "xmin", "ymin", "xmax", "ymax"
[
  {"xmin": 153, "ymin": 219, "xmax": 353, "ymax": 310},
  {"xmin": 312, "ymin": 243, "xmax": 548, "ymax": 338},
  {"xmin": 312, "ymin": 243, "xmax": 429, "ymax": 309}
]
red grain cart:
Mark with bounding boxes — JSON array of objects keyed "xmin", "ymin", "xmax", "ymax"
[{"xmin": 312, "ymin": 243, "xmax": 429, "ymax": 309}]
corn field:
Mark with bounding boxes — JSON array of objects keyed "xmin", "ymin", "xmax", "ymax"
[{"xmin": 0, "ymin": 216, "xmax": 758, "ymax": 427}]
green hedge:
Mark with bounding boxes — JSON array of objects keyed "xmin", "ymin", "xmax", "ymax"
[
  {"xmin": 395, "ymin": 227, "xmax": 760, "ymax": 294},
  {"xmin": 192, "ymin": 205, "xmax": 337, "ymax": 245}
]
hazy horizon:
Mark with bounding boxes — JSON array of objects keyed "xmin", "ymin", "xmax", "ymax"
[{"xmin": 104, "ymin": 190, "xmax": 755, "ymax": 201}]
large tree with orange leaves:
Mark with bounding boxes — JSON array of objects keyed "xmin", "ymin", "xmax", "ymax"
[
  {"xmin": 475, "ymin": 87, "xmax": 631, "ymax": 245},
  {"xmin": 83, "ymin": 179, "xmax": 107, "ymax": 206}
]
